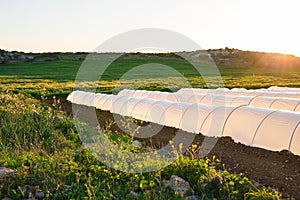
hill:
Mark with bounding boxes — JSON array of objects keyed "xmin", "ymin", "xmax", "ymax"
[
  {"xmin": 1, "ymin": 48, "xmax": 300, "ymax": 69},
  {"xmin": 207, "ymin": 48, "xmax": 300, "ymax": 69}
]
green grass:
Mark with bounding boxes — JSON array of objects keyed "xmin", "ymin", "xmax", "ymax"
[
  {"xmin": 0, "ymin": 54, "xmax": 298, "ymax": 199},
  {"xmin": 1, "ymin": 54, "xmax": 300, "ymax": 98},
  {"xmin": 0, "ymin": 92, "xmax": 281, "ymax": 199},
  {"xmin": 0, "ymin": 60, "xmax": 81, "ymax": 81}
]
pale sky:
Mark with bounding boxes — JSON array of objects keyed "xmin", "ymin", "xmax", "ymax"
[{"xmin": 1, "ymin": 0, "xmax": 299, "ymax": 56}]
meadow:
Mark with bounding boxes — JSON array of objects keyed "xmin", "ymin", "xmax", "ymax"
[
  {"xmin": 1, "ymin": 53, "xmax": 300, "ymax": 98},
  {"xmin": 0, "ymin": 52, "xmax": 297, "ymax": 199},
  {"xmin": 0, "ymin": 92, "xmax": 281, "ymax": 199}
]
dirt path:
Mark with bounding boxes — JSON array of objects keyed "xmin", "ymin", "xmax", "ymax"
[{"xmin": 44, "ymin": 98, "xmax": 300, "ymax": 199}]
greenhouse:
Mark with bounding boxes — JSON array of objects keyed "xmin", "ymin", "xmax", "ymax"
[
  {"xmin": 118, "ymin": 89, "xmax": 300, "ymax": 112},
  {"xmin": 67, "ymin": 89, "xmax": 300, "ymax": 156}
]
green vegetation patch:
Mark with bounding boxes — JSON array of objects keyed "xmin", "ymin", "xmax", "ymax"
[
  {"xmin": 1, "ymin": 53, "xmax": 300, "ymax": 98},
  {"xmin": 0, "ymin": 92, "xmax": 281, "ymax": 199}
]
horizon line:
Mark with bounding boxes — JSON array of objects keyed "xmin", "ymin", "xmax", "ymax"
[{"xmin": 1, "ymin": 47, "xmax": 299, "ymax": 58}]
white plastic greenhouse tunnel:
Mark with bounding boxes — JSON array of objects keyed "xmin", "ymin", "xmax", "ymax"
[
  {"xmin": 177, "ymin": 87, "xmax": 300, "ymax": 99},
  {"xmin": 118, "ymin": 89, "xmax": 300, "ymax": 112},
  {"xmin": 67, "ymin": 88, "xmax": 300, "ymax": 156}
]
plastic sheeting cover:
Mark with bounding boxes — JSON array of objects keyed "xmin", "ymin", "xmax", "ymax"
[
  {"xmin": 119, "ymin": 89, "xmax": 300, "ymax": 112},
  {"xmin": 67, "ymin": 90, "xmax": 300, "ymax": 156}
]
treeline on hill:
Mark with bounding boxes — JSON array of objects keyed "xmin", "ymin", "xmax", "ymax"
[
  {"xmin": 1, "ymin": 48, "xmax": 300, "ymax": 69},
  {"xmin": 207, "ymin": 47, "xmax": 300, "ymax": 69},
  {"xmin": 0, "ymin": 49, "xmax": 89, "ymax": 64}
]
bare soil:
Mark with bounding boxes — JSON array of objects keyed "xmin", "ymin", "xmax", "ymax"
[{"xmin": 44, "ymin": 98, "xmax": 300, "ymax": 199}]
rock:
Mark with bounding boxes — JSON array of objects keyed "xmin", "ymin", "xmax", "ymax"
[
  {"xmin": 164, "ymin": 175, "xmax": 191, "ymax": 196},
  {"xmin": 129, "ymin": 191, "xmax": 138, "ymax": 197},
  {"xmin": 35, "ymin": 192, "xmax": 45, "ymax": 199},
  {"xmin": 111, "ymin": 195, "xmax": 119, "ymax": 200},
  {"xmin": 21, "ymin": 185, "xmax": 36, "ymax": 197},
  {"xmin": 36, "ymin": 164, "xmax": 43, "ymax": 168},
  {"xmin": 0, "ymin": 167, "xmax": 15, "ymax": 179},
  {"xmin": 64, "ymin": 185, "xmax": 72, "ymax": 190},
  {"xmin": 54, "ymin": 115, "xmax": 64, "ymax": 121},
  {"xmin": 132, "ymin": 140, "xmax": 141, "ymax": 147},
  {"xmin": 253, "ymin": 181, "xmax": 260, "ymax": 187},
  {"xmin": 158, "ymin": 149, "xmax": 174, "ymax": 158},
  {"xmin": 187, "ymin": 195, "xmax": 199, "ymax": 200},
  {"xmin": 49, "ymin": 187, "xmax": 55, "ymax": 194}
]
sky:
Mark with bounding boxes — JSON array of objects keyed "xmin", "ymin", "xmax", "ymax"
[{"xmin": 0, "ymin": 0, "xmax": 300, "ymax": 57}]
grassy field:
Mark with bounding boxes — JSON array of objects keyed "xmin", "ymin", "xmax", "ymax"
[
  {"xmin": 0, "ymin": 53, "xmax": 297, "ymax": 199},
  {"xmin": 1, "ymin": 53, "xmax": 300, "ymax": 98},
  {"xmin": 0, "ymin": 92, "xmax": 281, "ymax": 199}
]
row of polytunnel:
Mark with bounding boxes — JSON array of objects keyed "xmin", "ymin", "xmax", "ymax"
[
  {"xmin": 118, "ymin": 89, "xmax": 300, "ymax": 112},
  {"xmin": 67, "ymin": 87, "xmax": 300, "ymax": 156}
]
